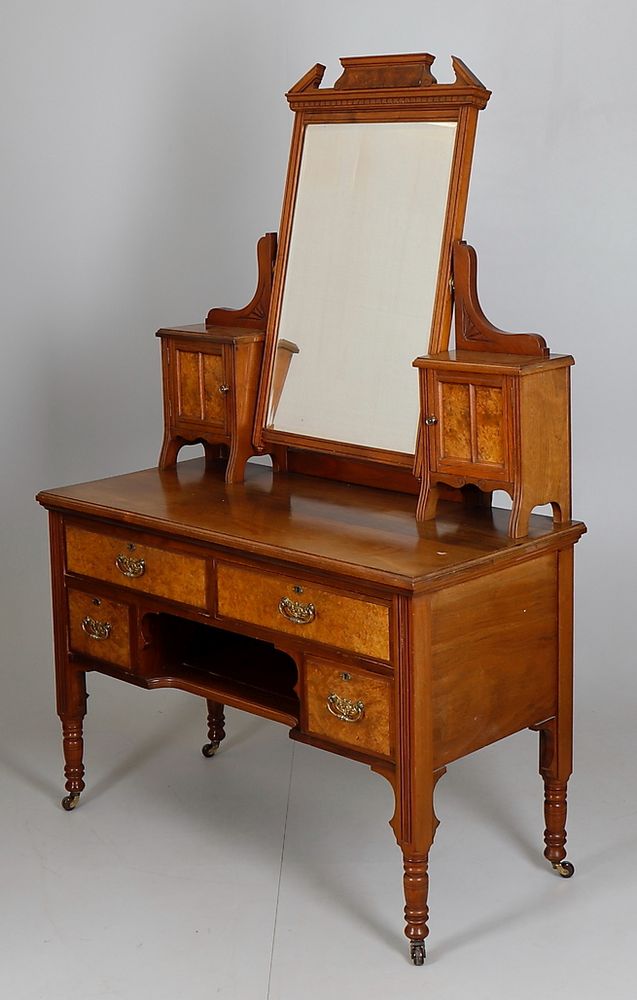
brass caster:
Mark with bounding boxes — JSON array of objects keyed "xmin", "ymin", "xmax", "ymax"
[
  {"xmin": 552, "ymin": 860, "xmax": 575, "ymax": 878},
  {"xmin": 202, "ymin": 741, "xmax": 220, "ymax": 758},
  {"xmin": 410, "ymin": 941, "xmax": 426, "ymax": 966},
  {"xmin": 61, "ymin": 793, "xmax": 80, "ymax": 812}
]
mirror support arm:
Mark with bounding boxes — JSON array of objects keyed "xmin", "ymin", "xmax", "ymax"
[
  {"xmin": 453, "ymin": 241, "xmax": 549, "ymax": 357},
  {"xmin": 206, "ymin": 232, "xmax": 277, "ymax": 331}
]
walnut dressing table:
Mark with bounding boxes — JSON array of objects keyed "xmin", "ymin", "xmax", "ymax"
[{"xmin": 37, "ymin": 53, "xmax": 586, "ymax": 966}]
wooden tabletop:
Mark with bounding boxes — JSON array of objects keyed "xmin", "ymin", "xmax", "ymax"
[{"xmin": 37, "ymin": 459, "xmax": 586, "ymax": 591}]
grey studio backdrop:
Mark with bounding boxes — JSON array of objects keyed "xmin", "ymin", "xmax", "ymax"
[{"xmin": 1, "ymin": 3, "xmax": 635, "ymax": 999}]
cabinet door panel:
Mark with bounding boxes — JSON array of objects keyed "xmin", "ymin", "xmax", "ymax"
[
  {"xmin": 176, "ymin": 349, "xmax": 202, "ymax": 420},
  {"xmin": 174, "ymin": 346, "xmax": 227, "ymax": 431},
  {"xmin": 202, "ymin": 353, "xmax": 226, "ymax": 426},
  {"xmin": 440, "ymin": 382, "xmax": 472, "ymax": 460},
  {"xmin": 475, "ymin": 385, "xmax": 505, "ymax": 465},
  {"xmin": 429, "ymin": 372, "xmax": 510, "ymax": 480}
]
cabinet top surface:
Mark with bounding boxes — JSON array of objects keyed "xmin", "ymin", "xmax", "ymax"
[
  {"xmin": 414, "ymin": 350, "xmax": 575, "ymax": 374},
  {"xmin": 37, "ymin": 459, "xmax": 585, "ymax": 590},
  {"xmin": 156, "ymin": 324, "xmax": 263, "ymax": 345}
]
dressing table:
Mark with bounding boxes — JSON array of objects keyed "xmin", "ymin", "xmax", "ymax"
[{"xmin": 37, "ymin": 53, "xmax": 585, "ymax": 966}]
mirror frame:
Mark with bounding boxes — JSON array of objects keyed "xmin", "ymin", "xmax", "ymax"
[{"xmin": 253, "ymin": 53, "xmax": 490, "ymax": 478}]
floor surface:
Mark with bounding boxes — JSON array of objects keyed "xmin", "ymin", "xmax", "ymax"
[{"xmin": 0, "ymin": 675, "xmax": 634, "ymax": 1000}]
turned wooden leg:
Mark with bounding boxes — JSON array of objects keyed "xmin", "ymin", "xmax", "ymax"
[
  {"xmin": 202, "ymin": 699, "xmax": 226, "ymax": 757},
  {"xmin": 532, "ymin": 718, "xmax": 574, "ymax": 878},
  {"xmin": 402, "ymin": 853, "xmax": 430, "ymax": 964},
  {"xmin": 58, "ymin": 669, "xmax": 87, "ymax": 811}
]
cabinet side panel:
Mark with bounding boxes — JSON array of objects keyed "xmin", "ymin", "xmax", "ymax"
[
  {"xmin": 431, "ymin": 552, "xmax": 557, "ymax": 768},
  {"xmin": 520, "ymin": 368, "xmax": 571, "ymax": 515}
]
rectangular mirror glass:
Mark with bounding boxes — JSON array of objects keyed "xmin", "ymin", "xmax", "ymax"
[{"xmin": 267, "ymin": 120, "xmax": 457, "ymax": 454}]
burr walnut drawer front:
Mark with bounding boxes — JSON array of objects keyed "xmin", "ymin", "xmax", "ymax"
[
  {"xmin": 65, "ymin": 524, "xmax": 208, "ymax": 609},
  {"xmin": 215, "ymin": 562, "xmax": 391, "ymax": 661},
  {"xmin": 68, "ymin": 590, "xmax": 131, "ymax": 669},
  {"xmin": 304, "ymin": 658, "xmax": 393, "ymax": 758}
]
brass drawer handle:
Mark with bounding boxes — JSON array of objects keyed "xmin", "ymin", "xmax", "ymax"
[
  {"xmin": 81, "ymin": 616, "xmax": 112, "ymax": 641},
  {"xmin": 326, "ymin": 693, "xmax": 365, "ymax": 723},
  {"xmin": 115, "ymin": 553, "xmax": 146, "ymax": 578},
  {"xmin": 278, "ymin": 596, "xmax": 316, "ymax": 625}
]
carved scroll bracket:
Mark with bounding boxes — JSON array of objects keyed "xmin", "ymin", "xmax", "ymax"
[{"xmin": 453, "ymin": 242, "xmax": 550, "ymax": 357}]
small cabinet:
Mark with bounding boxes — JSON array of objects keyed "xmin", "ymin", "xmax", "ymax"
[
  {"xmin": 414, "ymin": 351, "xmax": 574, "ymax": 538},
  {"xmin": 157, "ymin": 327, "xmax": 264, "ymax": 483}
]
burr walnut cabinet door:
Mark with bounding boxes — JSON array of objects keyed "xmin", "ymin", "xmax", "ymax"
[
  {"xmin": 304, "ymin": 657, "xmax": 393, "ymax": 758},
  {"xmin": 65, "ymin": 524, "xmax": 208, "ymax": 609},
  {"xmin": 215, "ymin": 561, "xmax": 390, "ymax": 662},
  {"xmin": 173, "ymin": 343, "xmax": 228, "ymax": 431},
  {"xmin": 428, "ymin": 371, "xmax": 511, "ymax": 481},
  {"xmin": 67, "ymin": 589, "xmax": 131, "ymax": 669}
]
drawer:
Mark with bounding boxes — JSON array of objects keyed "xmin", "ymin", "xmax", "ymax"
[
  {"xmin": 68, "ymin": 590, "xmax": 131, "ymax": 669},
  {"xmin": 65, "ymin": 524, "xmax": 208, "ymax": 609},
  {"xmin": 305, "ymin": 658, "xmax": 393, "ymax": 758},
  {"xmin": 216, "ymin": 562, "xmax": 390, "ymax": 661}
]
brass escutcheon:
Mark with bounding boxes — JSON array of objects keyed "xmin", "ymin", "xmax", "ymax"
[
  {"xmin": 278, "ymin": 596, "xmax": 316, "ymax": 625},
  {"xmin": 81, "ymin": 616, "xmax": 112, "ymax": 641},
  {"xmin": 326, "ymin": 692, "xmax": 365, "ymax": 723},
  {"xmin": 115, "ymin": 553, "xmax": 146, "ymax": 578}
]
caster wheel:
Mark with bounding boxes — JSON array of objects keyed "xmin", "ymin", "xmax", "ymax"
[
  {"xmin": 202, "ymin": 742, "xmax": 220, "ymax": 758},
  {"xmin": 61, "ymin": 793, "xmax": 80, "ymax": 812},
  {"xmin": 552, "ymin": 860, "xmax": 575, "ymax": 878},
  {"xmin": 410, "ymin": 941, "xmax": 426, "ymax": 966}
]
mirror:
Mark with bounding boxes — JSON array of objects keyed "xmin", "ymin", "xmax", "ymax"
[
  {"xmin": 268, "ymin": 121, "xmax": 457, "ymax": 453},
  {"xmin": 254, "ymin": 54, "xmax": 490, "ymax": 474}
]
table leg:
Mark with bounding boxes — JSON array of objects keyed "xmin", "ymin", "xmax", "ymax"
[
  {"xmin": 202, "ymin": 699, "xmax": 226, "ymax": 758},
  {"xmin": 537, "ymin": 719, "xmax": 574, "ymax": 878},
  {"xmin": 534, "ymin": 545, "xmax": 575, "ymax": 878},
  {"xmin": 59, "ymin": 668, "xmax": 87, "ymax": 811}
]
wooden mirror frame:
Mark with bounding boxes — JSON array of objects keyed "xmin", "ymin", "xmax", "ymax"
[{"xmin": 253, "ymin": 53, "xmax": 491, "ymax": 490}]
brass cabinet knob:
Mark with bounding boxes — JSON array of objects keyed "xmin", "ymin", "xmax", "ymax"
[
  {"xmin": 218, "ymin": 384, "xmax": 231, "ymax": 394},
  {"xmin": 424, "ymin": 415, "xmax": 438, "ymax": 426}
]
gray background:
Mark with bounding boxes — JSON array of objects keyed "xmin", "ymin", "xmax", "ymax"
[{"xmin": 1, "ymin": 2, "xmax": 635, "ymax": 998}]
